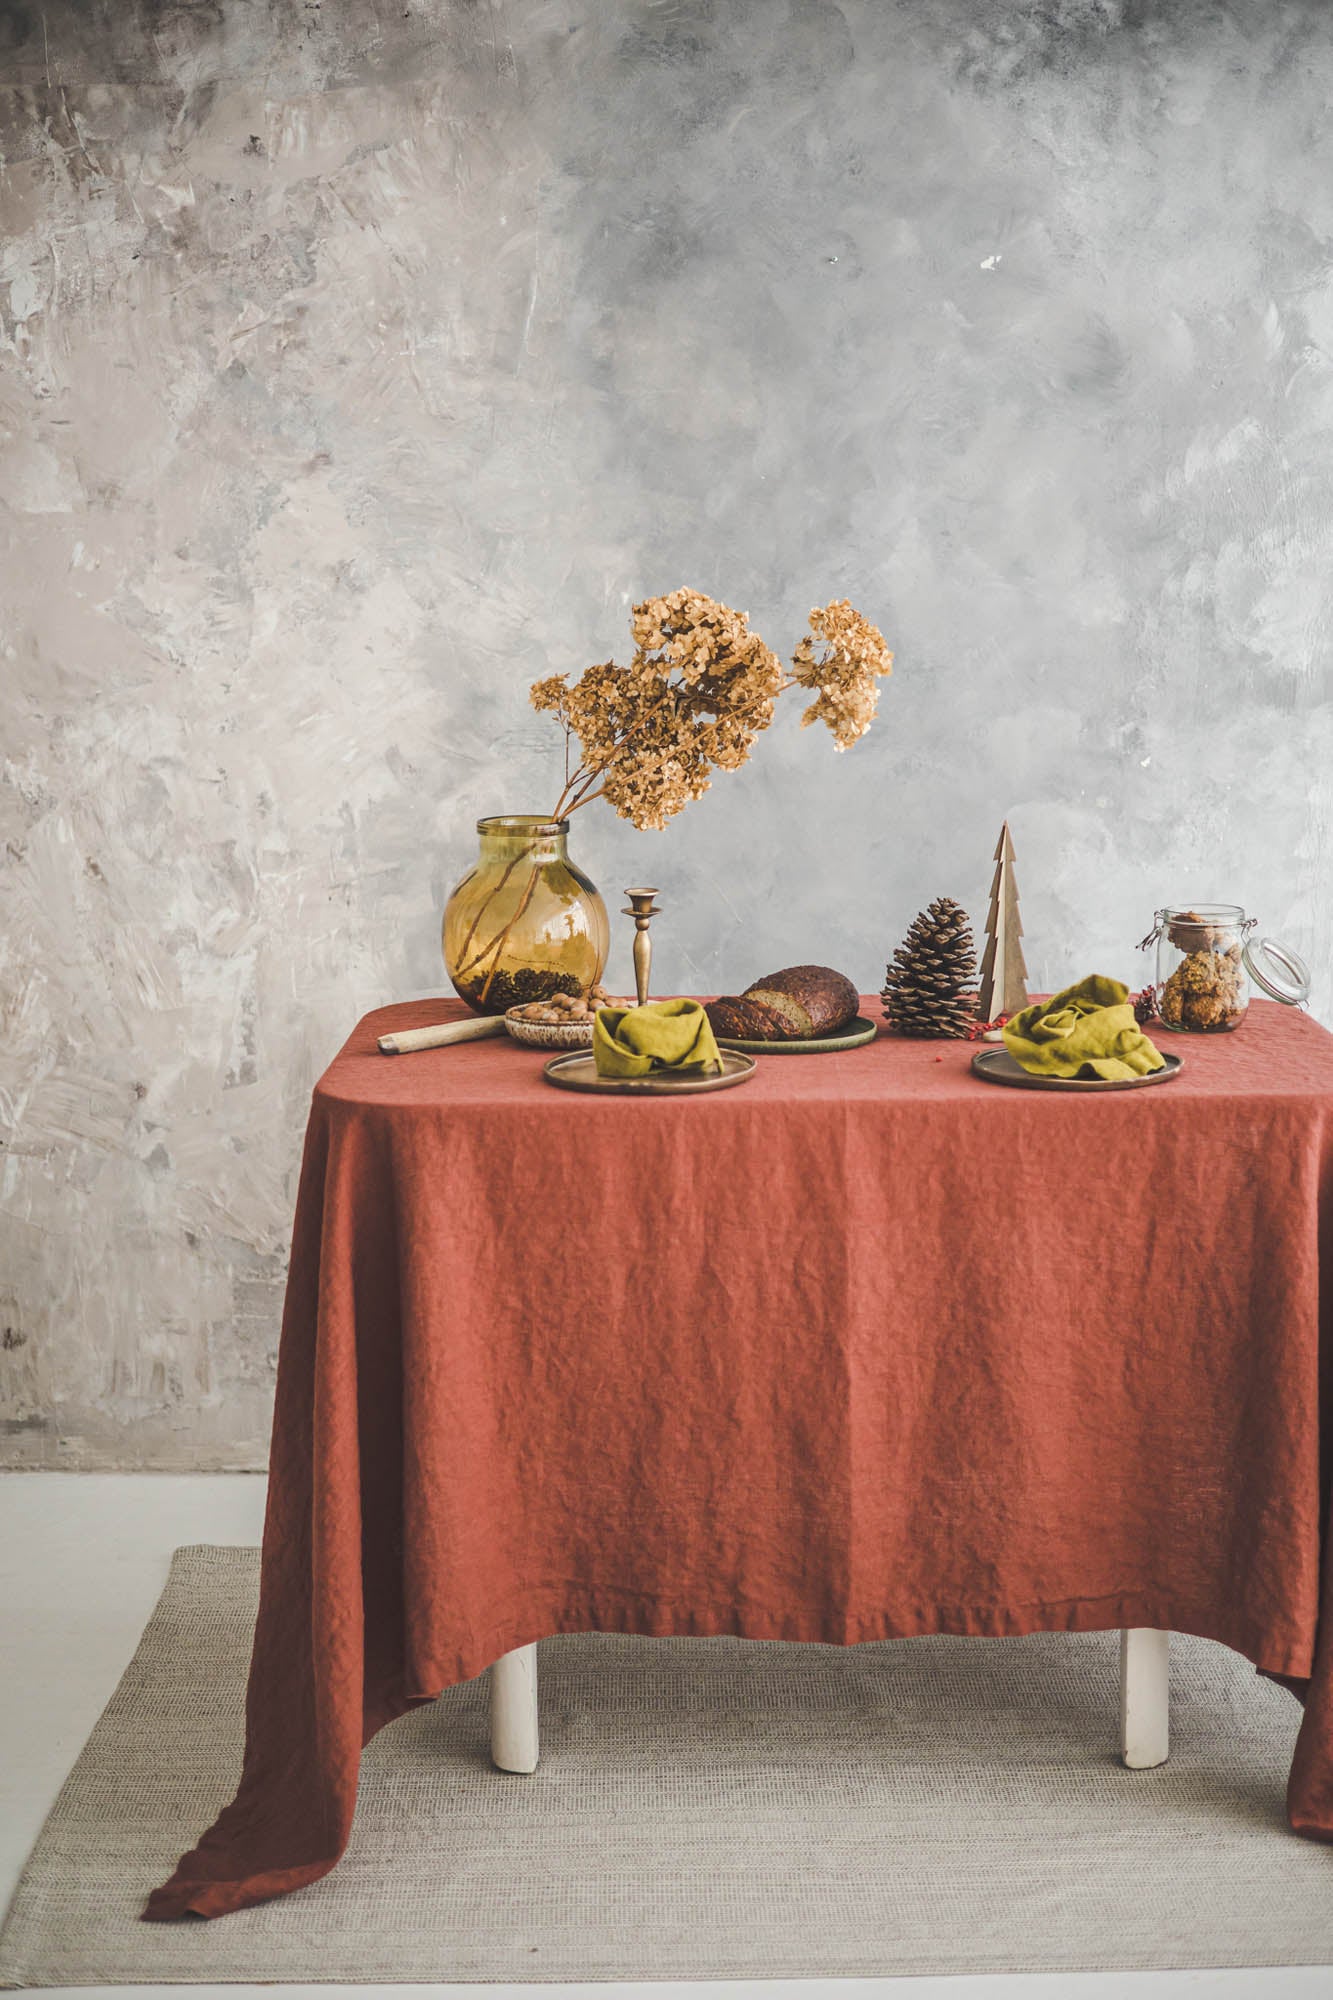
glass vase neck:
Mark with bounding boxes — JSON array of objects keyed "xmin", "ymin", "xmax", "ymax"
[{"xmin": 476, "ymin": 815, "xmax": 569, "ymax": 857}]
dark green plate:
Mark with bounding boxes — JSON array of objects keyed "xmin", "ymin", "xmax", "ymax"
[{"xmin": 713, "ymin": 1015, "xmax": 879, "ymax": 1055}]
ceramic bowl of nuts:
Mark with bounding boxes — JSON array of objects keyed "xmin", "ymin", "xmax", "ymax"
[{"xmin": 504, "ymin": 986, "xmax": 619, "ymax": 1050}]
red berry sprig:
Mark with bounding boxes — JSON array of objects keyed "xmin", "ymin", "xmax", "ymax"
[{"xmin": 965, "ymin": 1012, "xmax": 1010, "ymax": 1042}]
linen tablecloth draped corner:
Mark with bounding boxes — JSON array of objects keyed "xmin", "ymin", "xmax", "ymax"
[{"xmin": 146, "ymin": 996, "xmax": 1333, "ymax": 1919}]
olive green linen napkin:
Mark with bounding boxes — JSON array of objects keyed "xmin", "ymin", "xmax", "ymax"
[
  {"xmin": 593, "ymin": 998, "xmax": 722, "ymax": 1078},
  {"xmin": 1002, "ymin": 976, "xmax": 1165, "ymax": 1082}
]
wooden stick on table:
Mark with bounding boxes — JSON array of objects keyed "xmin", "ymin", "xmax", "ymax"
[{"xmin": 377, "ymin": 1016, "xmax": 507, "ymax": 1055}]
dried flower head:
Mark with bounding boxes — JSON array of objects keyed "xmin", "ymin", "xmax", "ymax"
[
  {"xmin": 532, "ymin": 587, "xmax": 892, "ymax": 830},
  {"xmin": 791, "ymin": 599, "xmax": 894, "ymax": 751},
  {"xmin": 529, "ymin": 674, "xmax": 571, "ymax": 718}
]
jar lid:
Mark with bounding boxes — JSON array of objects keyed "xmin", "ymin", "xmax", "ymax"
[{"xmin": 1242, "ymin": 936, "xmax": 1311, "ymax": 1006}]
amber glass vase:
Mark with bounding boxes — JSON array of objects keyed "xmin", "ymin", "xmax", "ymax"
[{"xmin": 443, "ymin": 816, "xmax": 610, "ymax": 1015}]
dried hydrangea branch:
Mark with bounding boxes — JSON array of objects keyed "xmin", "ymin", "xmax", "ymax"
[
  {"xmin": 560, "ymin": 772, "xmax": 607, "ymax": 814},
  {"xmin": 532, "ymin": 589, "xmax": 892, "ymax": 833},
  {"xmin": 547, "ymin": 676, "xmax": 694, "ymax": 818},
  {"xmin": 552, "ymin": 694, "xmax": 687, "ymax": 818}
]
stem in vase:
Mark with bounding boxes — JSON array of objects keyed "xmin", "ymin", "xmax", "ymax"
[
  {"xmin": 476, "ymin": 864, "xmax": 543, "ymax": 1005},
  {"xmin": 453, "ymin": 848, "xmax": 527, "ymax": 970},
  {"xmin": 452, "ymin": 862, "xmax": 541, "ymax": 986}
]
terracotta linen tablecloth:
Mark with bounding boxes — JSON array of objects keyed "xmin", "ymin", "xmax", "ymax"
[{"xmin": 148, "ymin": 996, "xmax": 1333, "ymax": 1919}]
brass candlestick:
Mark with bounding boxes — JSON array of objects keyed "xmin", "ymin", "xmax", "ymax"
[{"xmin": 622, "ymin": 888, "xmax": 661, "ymax": 1007}]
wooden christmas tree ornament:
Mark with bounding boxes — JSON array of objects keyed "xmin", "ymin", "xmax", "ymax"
[{"xmin": 977, "ymin": 820, "xmax": 1029, "ymax": 1027}]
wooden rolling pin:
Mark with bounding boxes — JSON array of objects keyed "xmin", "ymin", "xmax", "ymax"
[{"xmin": 377, "ymin": 1016, "xmax": 507, "ymax": 1055}]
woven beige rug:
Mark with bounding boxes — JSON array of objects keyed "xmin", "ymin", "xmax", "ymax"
[{"xmin": 1, "ymin": 1545, "xmax": 1330, "ymax": 1985}]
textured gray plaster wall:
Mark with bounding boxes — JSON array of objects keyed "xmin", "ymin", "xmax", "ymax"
[{"xmin": 2, "ymin": 1, "xmax": 1331, "ymax": 1467}]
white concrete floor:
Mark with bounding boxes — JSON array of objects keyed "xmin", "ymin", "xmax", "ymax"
[{"xmin": 2, "ymin": 1473, "xmax": 1331, "ymax": 2000}]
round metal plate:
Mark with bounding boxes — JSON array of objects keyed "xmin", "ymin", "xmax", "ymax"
[
  {"xmin": 543, "ymin": 1048, "xmax": 758, "ymax": 1095},
  {"xmin": 713, "ymin": 1015, "xmax": 879, "ymax": 1055},
  {"xmin": 971, "ymin": 1047, "xmax": 1183, "ymax": 1092}
]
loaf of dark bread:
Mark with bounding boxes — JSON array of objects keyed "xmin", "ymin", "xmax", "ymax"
[
  {"xmin": 705, "ymin": 993, "xmax": 802, "ymax": 1040},
  {"xmin": 706, "ymin": 965, "xmax": 859, "ymax": 1042}
]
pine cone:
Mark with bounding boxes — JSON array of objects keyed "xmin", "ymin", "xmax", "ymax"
[{"xmin": 882, "ymin": 897, "xmax": 978, "ymax": 1038}]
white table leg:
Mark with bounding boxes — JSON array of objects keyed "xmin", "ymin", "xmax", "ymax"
[
  {"xmin": 490, "ymin": 1642, "xmax": 539, "ymax": 1773},
  {"xmin": 1119, "ymin": 1627, "xmax": 1169, "ymax": 1768}
]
